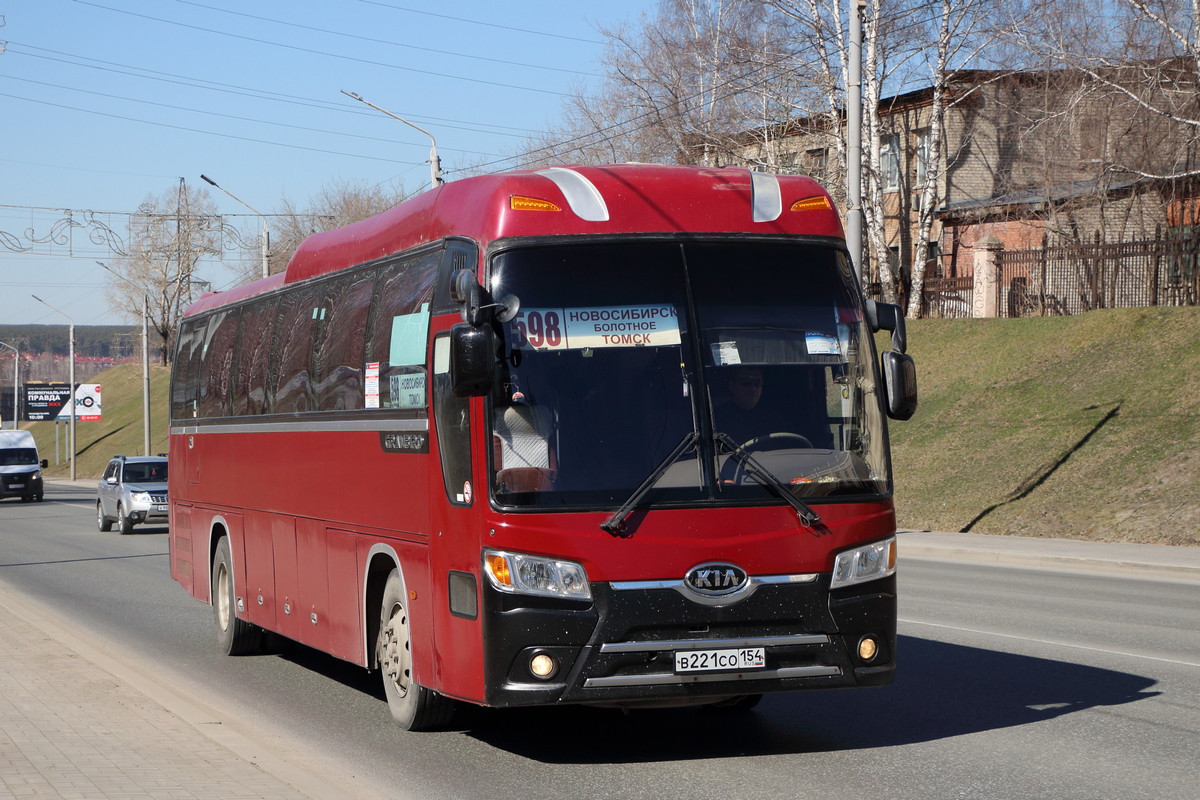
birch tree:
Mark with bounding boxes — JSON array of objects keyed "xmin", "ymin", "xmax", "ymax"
[{"xmin": 522, "ymin": 0, "xmax": 795, "ymax": 167}]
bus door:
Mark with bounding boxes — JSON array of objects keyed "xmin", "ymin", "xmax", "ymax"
[{"xmin": 426, "ymin": 331, "xmax": 485, "ymax": 701}]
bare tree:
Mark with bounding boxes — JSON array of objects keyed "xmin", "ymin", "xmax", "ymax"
[
  {"xmin": 905, "ymin": 0, "xmax": 1013, "ymax": 317},
  {"xmin": 521, "ymin": 0, "xmax": 795, "ymax": 168},
  {"xmin": 104, "ymin": 180, "xmax": 221, "ymax": 364},
  {"xmin": 219, "ymin": 179, "xmax": 407, "ymax": 283},
  {"xmin": 1006, "ymin": 0, "xmax": 1200, "ymax": 182}
]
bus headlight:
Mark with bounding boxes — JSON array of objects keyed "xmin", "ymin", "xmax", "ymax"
[
  {"xmin": 830, "ymin": 537, "xmax": 896, "ymax": 589},
  {"xmin": 483, "ymin": 549, "xmax": 592, "ymax": 601}
]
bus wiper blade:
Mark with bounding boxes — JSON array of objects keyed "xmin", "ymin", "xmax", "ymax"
[
  {"xmin": 601, "ymin": 432, "xmax": 699, "ymax": 538},
  {"xmin": 715, "ymin": 433, "xmax": 821, "ymax": 527}
]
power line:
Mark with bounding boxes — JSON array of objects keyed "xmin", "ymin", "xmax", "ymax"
[
  {"xmin": 7, "ymin": 42, "xmax": 541, "ymax": 137},
  {"xmin": 175, "ymin": 0, "xmax": 600, "ymax": 78},
  {"xmin": 0, "ymin": 72, "xmax": 509, "ymax": 157},
  {"xmin": 73, "ymin": 0, "xmax": 574, "ymax": 98},
  {"xmin": 354, "ymin": 0, "xmax": 606, "ymax": 45},
  {"xmin": 0, "ymin": 90, "xmax": 421, "ymax": 165}
]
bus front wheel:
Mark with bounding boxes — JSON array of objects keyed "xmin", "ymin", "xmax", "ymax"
[{"xmin": 377, "ymin": 569, "xmax": 455, "ymax": 731}]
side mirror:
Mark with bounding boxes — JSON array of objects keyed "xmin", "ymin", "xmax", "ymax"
[
  {"xmin": 881, "ymin": 350, "xmax": 918, "ymax": 421},
  {"xmin": 40, "ymin": 459, "xmax": 48, "ymax": 469},
  {"xmin": 866, "ymin": 300, "xmax": 907, "ymax": 354},
  {"xmin": 450, "ymin": 323, "xmax": 496, "ymax": 397},
  {"xmin": 106, "ymin": 476, "xmax": 118, "ymax": 485}
]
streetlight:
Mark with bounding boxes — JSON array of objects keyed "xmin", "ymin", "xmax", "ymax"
[
  {"xmin": 200, "ymin": 174, "xmax": 270, "ymax": 279},
  {"xmin": 340, "ymin": 90, "xmax": 444, "ymax": 188},
  {"xmin": 97, "ymin": 261, "xmax": 152, "ymax": 457},
  {"xmin": 31, "ymin": 295, "xmax": 76, "ymax": 481},
  {"xmin": 0, "ymin": 341, "xmax": 17, "ymax": 430}
]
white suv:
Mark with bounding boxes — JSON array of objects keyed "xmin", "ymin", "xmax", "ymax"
[{"xmin": 97, "ymin": 455, "xmax": 169, "ymax": 534}]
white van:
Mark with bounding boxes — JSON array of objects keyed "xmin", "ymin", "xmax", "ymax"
[{"xmin": 0, "ymin": 430, "xmax": 47, "ymax": 503}]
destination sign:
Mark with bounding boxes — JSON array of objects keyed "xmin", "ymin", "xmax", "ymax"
[{"xmin": 511, "ymin": 305, "xmax": 681, "ymax": 351}]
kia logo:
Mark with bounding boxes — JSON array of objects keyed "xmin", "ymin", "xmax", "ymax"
[{"xmin": 684, "ymin": 562, "xmax": 748, "ymax": 597}]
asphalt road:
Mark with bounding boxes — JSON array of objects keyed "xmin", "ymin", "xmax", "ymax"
[{"xmin": 1, "ymin": 482, "xmax": 1196, "ymax": 800}]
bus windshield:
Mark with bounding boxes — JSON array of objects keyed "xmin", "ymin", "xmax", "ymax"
[{"xmin": 488, "ymin": 240, "xmax": 890, "ymax": 511}]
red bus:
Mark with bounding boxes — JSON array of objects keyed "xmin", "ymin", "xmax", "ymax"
[{"xmin": 169, "ymin": 164, "xmax": 917, "ymax": 730}]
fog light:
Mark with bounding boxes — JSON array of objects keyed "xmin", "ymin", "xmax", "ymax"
[
  {"xmin": 858, "ymin": 636, "xmax": 879, "ymax": 662},
  {"xmin": 529, "ymin": 653, "xmax": 558, "ymax": 679}
]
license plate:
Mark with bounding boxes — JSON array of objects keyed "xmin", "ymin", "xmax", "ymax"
[
  {"xmin": 9, "ymin": 483, "xmax": 24, "ymax": 489},
  {"xmin": 675, "ymin": 647, "xmax": 765, "ymax": 673},
  {"xmin": 154, "ymin": 505, "xmax": 168, "ymax": 512}
]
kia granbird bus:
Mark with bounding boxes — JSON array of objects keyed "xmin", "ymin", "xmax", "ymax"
[{"xmin": 169, "ymin": 164, "xmax": 917, "ymax": 730}]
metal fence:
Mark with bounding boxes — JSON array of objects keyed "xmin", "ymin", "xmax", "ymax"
[{"xmin": 919, "ymin": 231, "xmax": 1200, "ymax": 318}]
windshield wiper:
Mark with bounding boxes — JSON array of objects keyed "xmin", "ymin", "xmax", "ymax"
[
  {"xmin": 601, "ymin": 432, "xmax": 700, "ymax": 538},
  {"xmin": 715, "ymin": 433, "xmax": 821, "ymax": 527}
]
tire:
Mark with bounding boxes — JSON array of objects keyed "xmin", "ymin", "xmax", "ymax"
[
  {"xmin": 212, "ymin": 537, "xmax": 263, "ymax": 656},
  {"xmin": 117, "ymin": 503, "xmax": 134, "ymax": 535},
  {"xmin": 97, "ymin": 502, "xmax": 113, "ymax": 532},
  {"xmin": 377, "ymin": 568, "xmax": 456, "ymax": 731}
]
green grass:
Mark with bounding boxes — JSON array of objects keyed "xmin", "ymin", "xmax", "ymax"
[
  {"xmin": 888, "ymin": 307, "xmax": 1200, "ymax": 546},
  {"xmin": 23, "ymin": 308, "xmax": 1200, "ymax": 546}
]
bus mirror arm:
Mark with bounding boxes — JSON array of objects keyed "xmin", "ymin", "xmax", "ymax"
[{"xmin": 451, "ymin": 268, "xmax": 520, "ymax": 326}]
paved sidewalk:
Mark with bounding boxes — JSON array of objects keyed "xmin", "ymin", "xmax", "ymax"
[
  {"xmin": 0, "ymin": 593, "xmax": 308, "ymax": 800},
  {"xmin": 0, "ymin": 585, "xmax": 362, "ymax": 800}
]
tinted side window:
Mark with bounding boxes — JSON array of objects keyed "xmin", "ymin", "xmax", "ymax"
[
  {"xmin": 171, "ymin": 317, "xmax": 208, "ymax": 421},
  {"xmin": 365, "ymin": 251, "xmax": 439, "ymax": 411},
  {"xmin": 432, "ymin": 334, "xmax": 472, "ymax": 505},
  {"xmin": 270, "ymin": 286, "xmax": 320, "ymax": 414},
  {"xmin": 316, "ymin": 271, "xmax": 375, "ymax": 411},
  {"xmin": 234, "ymin": 296, "xmax": 277, "ymax": 416},
  {"xmin": 198, "ymin": 308, "xmax": 240, "ymax": 419}
]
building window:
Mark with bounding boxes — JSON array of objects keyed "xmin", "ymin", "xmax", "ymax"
[
  {"xmin": 915, "ymin": 128, "xmax": 931, "ymax": 186},
  {"xmin": 806, "ymin": 148, "xmax": 828, "ymax": 183},
  {"xmin": 882, "ymin": 134, "xmax": 901, "ymax": 192}
]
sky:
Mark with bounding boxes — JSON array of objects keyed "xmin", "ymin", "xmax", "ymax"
[{"xmin": 0, "ymin": 0, "xmax": 650, "ymax": 329}]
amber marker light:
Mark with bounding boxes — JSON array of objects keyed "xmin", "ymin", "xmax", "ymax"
[
  {"xmin": 790, "ymin": 195, "xmax": 833, "ymax": 212},
  {"xmin": 485, "ymin": 552, "xmax": 513, "ymax": 587},
  {"xmin": 510, "ymin": 195, "xmax": 562, "ymax": 212}
]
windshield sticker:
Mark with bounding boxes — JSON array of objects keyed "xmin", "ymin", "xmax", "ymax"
[
  {"xmin": 512, "ymin": 305, "xmax": 681, "ymax": 350},
  {"xmin": 806, "ymin": 333, "xmax": 840, "ymax": 356},
  {"xmin": 712, "ymin": 341, "xmax": 742, "ymax": 365}
]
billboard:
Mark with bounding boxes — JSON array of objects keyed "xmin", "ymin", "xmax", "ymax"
[
  {"xmin": 23, "ymin": 383, "xmax": 102, "ymax": 421},
  {"xmin": 25, "ymin": 383, "xmax": 71, "ymax": 421}
]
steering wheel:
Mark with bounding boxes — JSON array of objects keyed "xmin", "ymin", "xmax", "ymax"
[{"xmin": 725, "ymin": 432, "xmax": 813, "ymax": 485}]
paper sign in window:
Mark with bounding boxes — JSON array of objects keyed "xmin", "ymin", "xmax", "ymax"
[{"xmin": 389, "ymin": 303, "xmax": 430, "ymax": 366}]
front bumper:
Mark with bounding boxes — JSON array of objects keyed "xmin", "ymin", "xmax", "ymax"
[
  {"xmin": 481, "ymin": 573, "xmax": 896, "ymax": 708},
  {"xmin": 0, "ymin": 472, "xmax": 42, "ymax": 499}
]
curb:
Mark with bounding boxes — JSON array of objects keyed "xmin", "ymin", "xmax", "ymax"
[{"xmin": 898, "ymin": 530, "xmax": 1200, "ymax": 583}]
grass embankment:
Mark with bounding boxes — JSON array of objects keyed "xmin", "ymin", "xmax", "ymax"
[
  {"xmin": 28, "ymin": 364, "xmax": 172, "ymax": 481},
  {"xmin": 23, "ymin": 308, "xmax": 1200, "ymax": 546},
  {"xmin": 891, "ymin": 307, "xmax": 1200, "ymax": 546}
]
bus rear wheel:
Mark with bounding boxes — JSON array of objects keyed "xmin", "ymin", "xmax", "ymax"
[
  {"xmin": 212, "ymin": 536, "xmax": 263, "ymax": 656},
  {"xmin": 377, "ymin": 569, "xmax": 455, "ymax": 731}
]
